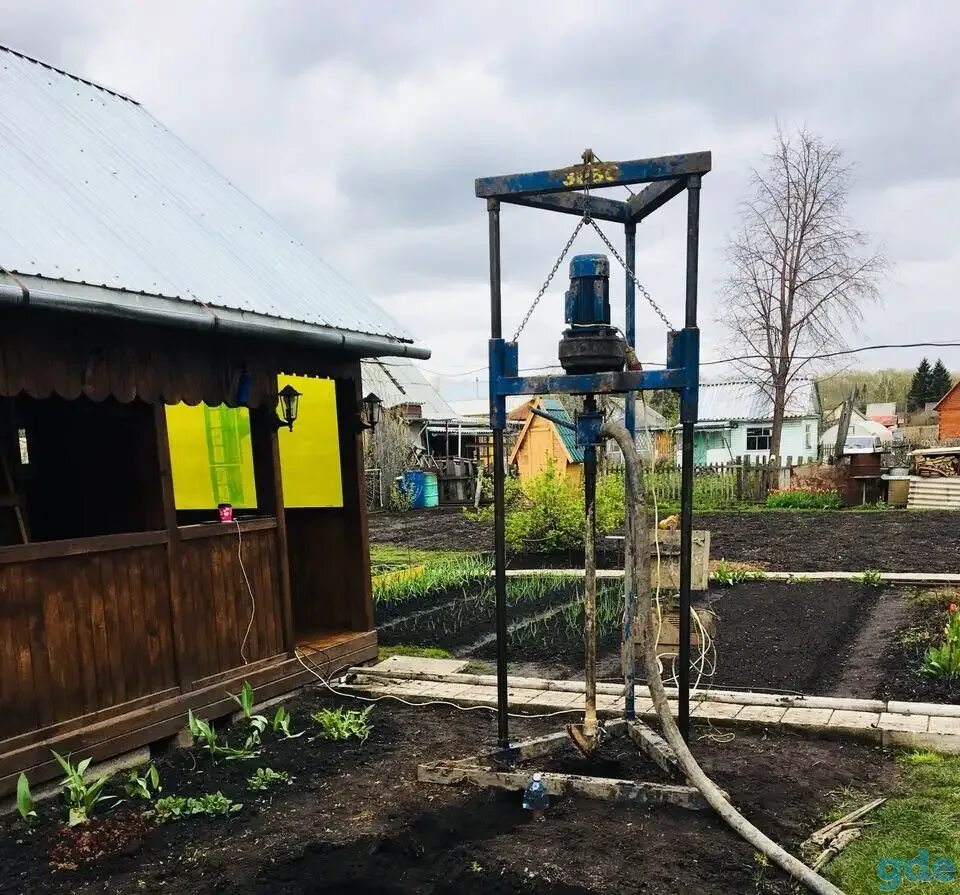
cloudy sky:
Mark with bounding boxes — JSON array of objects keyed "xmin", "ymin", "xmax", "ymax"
[{"xmin": 6, "ymin": 1, "xmax": 960, "ymax": 399}]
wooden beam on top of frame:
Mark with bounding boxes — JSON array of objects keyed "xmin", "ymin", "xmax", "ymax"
[
  {"xmin": 626, "ymin": 178, "xmax": 686, "ymax": 222},
  {"xmin": 475, "ymin": 151, "xmax": 712, "ymax": 199},
  {"xmin": 501, "ymin": 192, "xmax": 630, "ymax": 224}
]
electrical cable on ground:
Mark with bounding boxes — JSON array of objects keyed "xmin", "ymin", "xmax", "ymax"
[
  {"xmin": 293, "ymin": 644, "xmax": 586, "ymax": 721},
  {"xmin": 237, "ymin": 519, "xmax": 256, "ymax": 665}
]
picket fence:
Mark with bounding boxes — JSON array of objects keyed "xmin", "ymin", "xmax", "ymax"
[{"xmin": 628, "ymin": 456, "xmax": 811, "ymax": 507}]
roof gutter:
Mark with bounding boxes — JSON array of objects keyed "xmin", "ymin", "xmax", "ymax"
[{"xmin": 0, "ymin": 276, "xmax": 431, "ymax": 361}]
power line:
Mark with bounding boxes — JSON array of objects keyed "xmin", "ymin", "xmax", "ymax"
[{"xmin": 394, "ymin": 340, "xmax": 960, "ymax": 379}]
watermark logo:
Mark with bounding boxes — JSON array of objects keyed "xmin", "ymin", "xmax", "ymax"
[{"xmin": 877, "ymin": 850, "xmax": 957, "ymax": 891}]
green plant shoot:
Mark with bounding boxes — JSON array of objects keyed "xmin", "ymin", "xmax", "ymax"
[
  {"xmin": 125, "ymin": 764, "xmax": 162, "ymax": 801},
  {"xmin": 52, "ymin": 751, "xmax": 116, "ymax": 826},
  {"xmin": 310, "ymin": 706, "xmax": 374, "ymax": 743},
  {"xmin": 16, "ymin": 773, "xmax": 37, "ymax": 824}
]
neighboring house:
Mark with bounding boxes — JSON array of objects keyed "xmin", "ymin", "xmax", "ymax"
[
  {"xmin": 361, "ymin": 358, "xmax": 491, "ymax": 461},
  {"xmin": 682, "ymin": 378, "xmax": 821, "ymax": 464},
  {"xmin": 820, "ymin": 407, "xmax": 894, "ymax": 450},
  {"xmin": 935, "ymin": 380, "xmax": 960, "ymax": 442},
  {"xmin": 604, "ymin": 398, "xmax": 673, "ymax": 464},
  {"xmin": 0, "ymin": 46, "xmax": 426, "ymax": 794},
  {"xmin": 509, "ymin": 397, "xmax": 584, "ymax": 483}
]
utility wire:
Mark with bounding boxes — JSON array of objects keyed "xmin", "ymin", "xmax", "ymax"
[{"xmin": 397, "ymin": 340, "xmax": 960, "ymax": 380}]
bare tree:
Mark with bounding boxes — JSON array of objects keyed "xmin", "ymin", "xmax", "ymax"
[{"xmin": 721, "ymin": 127, "xmax": 885, "ymax": 458}]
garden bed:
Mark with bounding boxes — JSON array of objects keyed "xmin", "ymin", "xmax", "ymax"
[
  {"xmin": 0, "ymin": 690, "xmax": 891, "ymax": 895},
  {"xmin": 874, "ymin": 590, "xmax": 960, "ymax": 704},
  {"xmin": 369, "ymin": 506, "xmax": 960, "ymax": 572}
]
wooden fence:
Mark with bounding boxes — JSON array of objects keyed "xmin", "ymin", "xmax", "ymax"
[{"xmin": 631, "ymin": 456, "xmax": 812, "ymax": 508}]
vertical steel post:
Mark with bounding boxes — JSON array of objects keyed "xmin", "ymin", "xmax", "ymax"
[
  {"xmin": 623, "ymin": 222, "xmax": 637, "ymax": 719},
  {"xmin": 582, "ymin": 393, "xmax": 598, "ymax": 741},
  {"xmin": 678, "ymin": 176, "xmax": 701, "ymax": 743},
  {"xmin": 488, "ymin": 199, "xmax": 510, "ymax": 748}
]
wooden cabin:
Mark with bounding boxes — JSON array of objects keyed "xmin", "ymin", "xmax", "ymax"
[
  {"xmin": 0, "ymin": 46, "xmax": 427, "ymax": 795},
  {"xmin": 508, "ymin": 397, "xmax": 584, "ymax": 483},
  {"xmin": 935, "ymin": 380, "xmax": 960, "ymax": 442}
]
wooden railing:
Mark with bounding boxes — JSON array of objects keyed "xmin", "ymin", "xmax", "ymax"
[{"xmin": 0, "ymin": 519, "xmax": 283, "ymax": 743}]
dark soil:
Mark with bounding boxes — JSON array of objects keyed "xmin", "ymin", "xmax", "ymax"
[
  {"xmin": 704, "ymin": 580, "xmax": 885, "ymax": 694},
  {"xmin": 369, "ymin": 506, "xmax": 960, "ymax": 572},
  {"xmin": 696, "ymin": 509, "xmax": 960, "ymax": 572},
  {"xmin": 875, "ymin": 590, "xmax": 960, "ymax": 704},
  {"xmin": 466, "ymin": 580, "xmax": 884, "ymax": 696},
  {"xmin": 0, "ymin": 692, "xmax": 892, "ymax": 894}
]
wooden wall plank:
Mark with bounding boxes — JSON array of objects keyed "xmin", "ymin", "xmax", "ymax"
[
  {"xmin": 70, "ymin": 558, "xmax": 100, "ymax": 716},
  {"xmin": 98, "ymin": 552, "xmax": 129, "ymax": 707}
]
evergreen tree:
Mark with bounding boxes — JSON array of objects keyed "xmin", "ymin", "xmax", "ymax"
[
  {"xmin": 907, "ymin": 358, "xmax": 932, "ymax": 411},
  {"xmin": 929, "ymin": 359, "xmax": 954, "ymax": 403}
]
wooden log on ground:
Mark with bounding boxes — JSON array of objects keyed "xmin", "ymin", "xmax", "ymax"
[
  {"xmin": 417, "ymin": 760, "xmax": 710, "ymax": 810},
  {"xmin": 803, "ymin": 797, "xmax": 886, "ymax": 849}
]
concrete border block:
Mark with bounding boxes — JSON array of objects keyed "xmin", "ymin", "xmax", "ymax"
[
  {"xmin": 888, "ymin": 701, "xmax": 960, "ymax": 719},
  {"xmin": 781, "ymin": 708, "xmax": 834, "ymax": 731},
  {"xmin": 879, "ymin": 712, "xmax": 929, "ymax": 733}
]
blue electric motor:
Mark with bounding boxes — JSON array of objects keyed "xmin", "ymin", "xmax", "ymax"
[{"xmin": 558, "ymin": 254, "xmax": 627, "ymax": 374}]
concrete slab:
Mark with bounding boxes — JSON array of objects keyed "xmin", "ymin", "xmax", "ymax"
[
  {"xmin": 883, "ymin": 730, "xmax": 960, "ymax": 754},
  {"xmin": 828, "ymin": 710, "xmax": 881, "ymax": 730},
  {"xmin": 691, "ymin": 701, "xmax": 743, "ymax": 720},
  {"xmin": 879, "ymin": 712, "xmax": 929, "ymax": 733},
  {"xmin": 375, "ymin": 655, "xmax": 469, "ymax": 675},
  {"xmin": 595, "ymin": 694, "xmax": 626, "ymax": 711},
  {"xmin": 524, "ymin": 691, "xmax": 583, "ymax": 709},
  {"xmin": 734, "ymin": 705, "xmax": 787, "ymax": 724},
  {"xmin": 781, "ymin": 708, "xmax": 834, "ymax": 730},
  {"xmin": 928, "ymin": 716, "xmax": 960, "ymax": 736}
]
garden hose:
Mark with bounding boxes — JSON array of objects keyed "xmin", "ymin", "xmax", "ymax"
[{"xmin": 601, "ymin": 419, "xmax": 844, "ymax": 895}]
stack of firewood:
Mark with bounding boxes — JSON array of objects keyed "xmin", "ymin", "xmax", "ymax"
[{"xmin": 916, "ymin": 455, "xmax": 960, "ymax": 477}]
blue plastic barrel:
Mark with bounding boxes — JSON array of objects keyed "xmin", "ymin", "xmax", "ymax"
[{"xmin": 402, "ymin": 471, "xmax": 439, "ymax": 508}]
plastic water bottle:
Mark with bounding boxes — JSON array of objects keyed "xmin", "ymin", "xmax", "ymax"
[{"xmin": 522, "ymin": 772, "xmax": 549, "ymax": 819}]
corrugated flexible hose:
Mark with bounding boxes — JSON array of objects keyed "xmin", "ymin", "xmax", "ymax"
[{"xmin": 601, "ymin": 419, "xmax": 844, "ymax": 895}]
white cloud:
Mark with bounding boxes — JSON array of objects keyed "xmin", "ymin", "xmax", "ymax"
[{"xmin": 4, "ymin": 0, "xmax": 960, "ymax": 391}]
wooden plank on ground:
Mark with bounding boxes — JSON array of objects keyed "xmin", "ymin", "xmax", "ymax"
[{"xmin": 417, "ymin": 761, "xmax": 709, "ymax": 810}]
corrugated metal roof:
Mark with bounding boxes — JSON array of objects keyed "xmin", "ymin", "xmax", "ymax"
[
  {"xmin": 361, "ymin": 359, "xmax": 454, "ymax": 420},
  {"xmin": 539, "ymin": 397, "xmax": 584, "ymax": 463},
  {"xmin": 448, "ymin": 397, "xmax": 529, "ymax": 418},
  {"xmin": 0, "ymin": 45, "xmax": 416, "ymax": 347},
  {"xmin": 697, "ymin": 378, "xmax": 819, "ymax": 423}
]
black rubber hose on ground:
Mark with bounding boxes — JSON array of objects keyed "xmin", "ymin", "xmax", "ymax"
[{"xmin": 601, "ymin": 419, "xmax": 844, "ymax": 895}]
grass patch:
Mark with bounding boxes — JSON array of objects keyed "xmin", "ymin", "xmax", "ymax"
[
  {"xmin": 378, "ymin": 645, "xmax": 453, "ymax": 661},
  {"xmin": 461, "ymin": 659, "xmax": 493, "ymax": 675},
  {"xmin": 825, "ymin": 752, "xmax": 960, "ymax": 893}
]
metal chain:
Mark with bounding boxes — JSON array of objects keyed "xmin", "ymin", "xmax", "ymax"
[
  {"xmin": 586, "ymin": 217, "xmax": 674, "ymax": 331},
  {"xmin": 511, "ymin": 215, "xmax": 587, "ymax": 342},
  {"xmin": 512, "ymin": 148, "xmax": 674, "ymax": 340}
]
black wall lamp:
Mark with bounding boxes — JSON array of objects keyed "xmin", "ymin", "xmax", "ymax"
[
  {"xmin": 359, "ymin": 392, "xmax": 383, "ymax": 432},
  {"xmin": 274, "ymin": 384, "xmax": 302, "ymax": 431}
]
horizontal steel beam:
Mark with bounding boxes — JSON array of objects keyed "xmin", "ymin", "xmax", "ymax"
[
  {"xmin": 627, "ymin": 178, "xmax": 686, "ymax": 222},
  {"xmin": 476, "ymin": 152, "xmax": 712, "ymax": 199},
  {"xmin": 501, "ymin": 192, "xmax": 630, "ymax": 223},
  {"xmin": 496, "ymin": 367, "xmax": 692, "ymax": 396}
]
